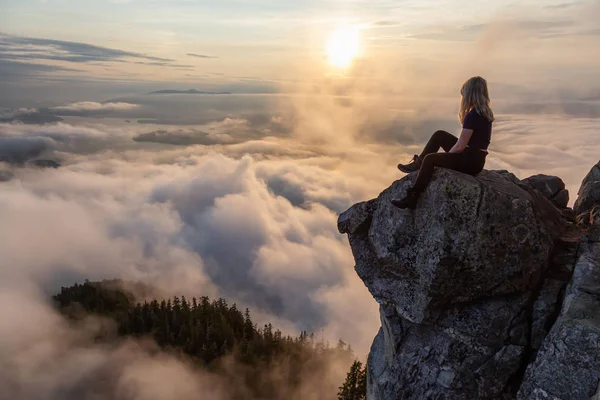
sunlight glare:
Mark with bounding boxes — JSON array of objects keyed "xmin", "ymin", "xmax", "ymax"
[{"xmin": 326, "ymin": 26, "xmax": 360, "ymax": 68}]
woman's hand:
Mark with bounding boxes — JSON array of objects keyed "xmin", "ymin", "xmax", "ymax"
[
  {"xmin": 449, "ymin": 128, "xmax": 474, "ymax": 153},
  {"xmin": 449, "ymin": 144, "xmax": 462, "ymax": 153}
]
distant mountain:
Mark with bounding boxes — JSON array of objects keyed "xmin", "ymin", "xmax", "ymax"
[{"xmin": 148, "ymin": 89, "xmax": 231, "ymax": 95}]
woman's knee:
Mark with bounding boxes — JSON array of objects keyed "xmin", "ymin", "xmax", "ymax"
[
  {"xmin": 431, "ymin": 130, "xmax": 444, "ymax": 141},
  {"xmin": 421, "ymin": 153, "xmax": 437, "ymax": 167},
  {"xmin": 430, "ymin": 130, "xmax": 450, "ymax": 143}
]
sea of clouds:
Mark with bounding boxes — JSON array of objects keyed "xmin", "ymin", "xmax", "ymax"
[{"xmin": 1, "ymin": 89, "xmax": 599, "ymax": 398}]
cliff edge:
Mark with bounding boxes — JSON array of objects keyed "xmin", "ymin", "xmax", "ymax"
[{"xmin": 339, "ymin": 162, "xmax": 600, "ymax": 400}]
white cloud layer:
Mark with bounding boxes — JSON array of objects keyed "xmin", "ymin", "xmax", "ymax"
[
  {"xmin": 0, "ymin": 122, "xmax": 384, "ymax": 397},
  {"xmin": 51, "ymin": 101, "xmax": 140, "ymax": 113},
  {"xmin": 1, "ymin": 86, "xmax": 600, "ymax": 398}
]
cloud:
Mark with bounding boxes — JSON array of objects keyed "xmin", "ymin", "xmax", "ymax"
[
  {"xmin": 0, "ymin": 108, "xmax": 63, "ymax": 125},
  {"xmin": 498, "ymin": 100, "xmax": 600, "ymax": 119},
  {"xmin": 102, "ymin": 94, "xmax": 283, "ymax": 125},
  {"xmin": 483, "ymin": 114, "xmax": 600, "ymax": 199},
  {"xmin": 133, "ymin": 129, "xmax": 235, "ymax": 146},
  {"xmin": 0, "ymin": 59, "xmax": 81, "ymax": 80},
  {"xmin": 3, "ymin": 103, "xmax": 597, "ymax": 347},
  {"xmin": 544, "ymin": 1, "xmax": 581, "ymax": 9},
  {"xmin": 0, "ymin": 136, "xmax": 49, "ymax": 164},
  {"xmin": 408, "ymin": 20, "xmax": 578, "ymax": 41},
  {"xmin": 256, "ymin": 161, "xmax": 355, "ymax": 214},
  {"xmin": 187, "ymin": 53, "xmax": 218, "ymax": 59},
  {"xmin": 131, "ymin": 116, "xmax": 278, "ymax": 143},
  {"xmin": 50, "ymin": 101, "xmax": 140, "ymax": 115},
  {"xmin": 0, "ymin": 162, "xmax": 216, "ymax": 292},
  {"xmin": 0, "ymin": 121, "xmax": 382, "ymax": 355},
  {"xmin": 0, "ymin": 284, "xmax": 354, "ymax": 400},
  {"xmin": 143, "ymin": 154, "xmax": 367, "ymax": 326},
  {"xmin": 0, "ymin": 121, "xmax": 136, "ymax": 159},
  {"xmin": 133, "ymin": 61, "xmax": 195, "ymax": 69},
  {"xmin": 0, "ymin": 34, "xmax": 174, "ymax": 64},
  {"xmin": 0, "ymin": 286, "xmax": 227, "ymax": 399},
  {"xmin": 3, "ymin": 85, "xmax": 600, "ymax": 400},
  {"xmin": 0, "ymin": 34, "xmax": 196, "ymax": 83},
  {"xmin": 408, "ymin": 24, "xmax": 486, "ymax": 41},
  {"xmin": 0, "ymin": 101, "xmax": 141, "ymax": 125},
  {"xmin": 371, "ymin": 20, "xmax": 402, "ymax": 27}
]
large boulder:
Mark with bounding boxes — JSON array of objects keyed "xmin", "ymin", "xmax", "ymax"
[
  {"xmin": 339, "ymin": 169, "xmax": 565, "ymax": 324},
  {"xmin": 339, "ymin": 168, "xmax": 570, "ymax": 400}
]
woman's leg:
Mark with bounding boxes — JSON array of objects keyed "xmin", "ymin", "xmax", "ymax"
[
  {"xmin": 392, "ymin": 151, "xmax": 483, "ymax": 209},
  {"xmin": 393, "ymin": 150, "xmax": 486, "ymax": 209},
  {"xmin": 414, "ymin": 150, "xmax": 487, "ymax": 192},
  {"xmin": 412, "ymin": 152, "xmax": 465, "ymax": 193},
  {"xmin": 420, "ymin": 130, "xmax": 459, "ymax": 158},
  {"xmin": 398, "ymin": 130, "xmax": 458, "ymax": 173}
]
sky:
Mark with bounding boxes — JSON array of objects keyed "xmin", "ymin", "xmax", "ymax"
[
  {"xmin": 2, "ymin": 0, "xmax": 599, "ymax": 102},
  {"xmin": 1, "ymin": 0, "xmax": 600, "ymax": 398}
]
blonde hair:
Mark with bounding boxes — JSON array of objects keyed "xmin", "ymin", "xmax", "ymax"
[{"xmin": 459, "ymin": 76, "xmax": 495, "ymax": 124}]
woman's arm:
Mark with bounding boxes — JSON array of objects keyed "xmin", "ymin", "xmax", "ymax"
[{"xmin": 449, "ymin": 128, "xmax": 473, "ymax": 153}]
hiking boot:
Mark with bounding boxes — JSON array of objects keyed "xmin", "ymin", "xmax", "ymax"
[
  {"xmin": 391, "ymin": 190, "xmax": 420, "ymax": 210},
  {"xmin": 397, "ymin": 155, "xmax": 422, "ymax": 173}
]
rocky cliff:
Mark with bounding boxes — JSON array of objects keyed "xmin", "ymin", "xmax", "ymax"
[{"xmin": 338, "ymin": 161, "xmax": 600, "ymax": 400}]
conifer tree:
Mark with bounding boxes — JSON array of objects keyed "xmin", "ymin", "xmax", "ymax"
[
  {"xmin": 338, "ymin": 360, "xmax": 367, "ymax": 400},
  {"xmin": 53, "ymin": 280, "xmax": 358, "ymax": 400}
]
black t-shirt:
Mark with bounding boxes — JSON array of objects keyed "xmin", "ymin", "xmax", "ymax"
[{"xmin": 463, "ymin": 108, "xmax": 492, "ymax": 150}]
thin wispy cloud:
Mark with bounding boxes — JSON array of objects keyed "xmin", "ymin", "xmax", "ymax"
[
  {"xmin": 187, "ymin": 53, "xmax": 218, "ymax": 59},
  {"xmin": 0, "ymin": 34, "xmax": 174, "ymax": 64},
  {"xmin": 0, "ymin": 34, "xmax": 209, "ymax": 86},
  {"xmin": 0, "ymin": 59, "xmax": 82, "ymax": 80},
  {"xmin": 544, "ymin": 1, "xmax": 582, "ymax": 9},
  {"xmin": 51, "ymin": 101, "xmax": 139, "ymax": 113},
  {"xmin": 407, "ymin": 19, "xmax": 583, "ymax": 41},
  {"xmin": 133, "ymin": 61, "xmax": 196, "ymax": 70},
  {"xmin": 370, "ymin": 20, "xmax": 403, "ymax": 27}
]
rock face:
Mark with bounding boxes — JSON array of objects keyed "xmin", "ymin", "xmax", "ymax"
[
  {"xmin": 522, "ymin": 174, "xmax": 569, "ymax": 209},
  {"xmin": 341, "ymin": 170, "xmax": 565, "ymax": 324},
  {"xmin": 518, "ymin": 221, "xmax": 600, "ymax": 399},
  {"xmin": 574, "ymin": 161, "xmax": 600, "ymax": 215},
  {"xmin": 339, "ymin": 161, "xmax": 600, "ymax": 400}
]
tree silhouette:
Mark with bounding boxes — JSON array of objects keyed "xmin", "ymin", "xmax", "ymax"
[
  {"xmin": 53, "ymin": 279, "xmax": 360, "ymax": 399},
  {"xmin": 338, "ymin": 360, "xmax": 367, "ymax": 400}
]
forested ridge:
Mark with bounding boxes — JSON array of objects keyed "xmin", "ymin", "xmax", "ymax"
[{"xmin": 52, "ymin": 279, "xmax": 366, "ymax": 399}]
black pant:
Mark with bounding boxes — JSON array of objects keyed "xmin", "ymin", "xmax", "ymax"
[{"xmin": 413, "ymin": 130, "xmax": 487, "ymax": 193}]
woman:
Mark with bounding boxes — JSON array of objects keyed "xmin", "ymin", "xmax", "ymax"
[{"xmin": 391, "ymin": 76, "xmax": 494, "ymax": 210}]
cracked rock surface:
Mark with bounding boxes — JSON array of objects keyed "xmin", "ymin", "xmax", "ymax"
[
  {"xmin": 574, "ymin": 161, "xmax": 600, "ymax": 215},
  {"xmin": 339, "ymin": 163, "xmax": 600, "ymax": 399},
  {"xmin": 518, "ymin": 222, "xmax": 600, "ymax": 400}
]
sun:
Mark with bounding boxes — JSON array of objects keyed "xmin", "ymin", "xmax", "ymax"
[{"xmin": 326, "ymin": 26, "xmax": 360, "ymax": 68}]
